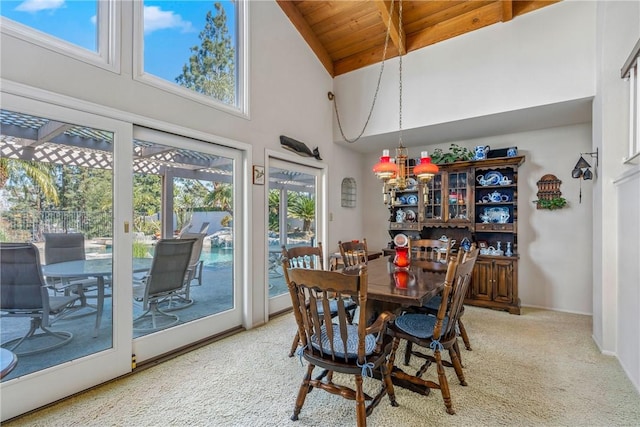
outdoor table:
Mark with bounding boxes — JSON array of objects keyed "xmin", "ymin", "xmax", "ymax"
[{"xmin": 42, "ymin": 258, "xmax": 152, "ymax": 337}]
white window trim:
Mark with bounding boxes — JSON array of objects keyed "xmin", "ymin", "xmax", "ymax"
[
  {"xmin": 0, "ymin": 1, "xmax": 120, "ymax": 74},
  {"xmin": 622, "ymin": 39, "xmax": 640, "ymax": 164},
  {"xmin": 132, "ymin": 0, "xmax": 249, "ymax": 119}
]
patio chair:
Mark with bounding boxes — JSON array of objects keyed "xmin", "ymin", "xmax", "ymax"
[
  {"xmin": 0, "ymin": 242, "xmax": 80, "ymax": 356},
  {"xmin": 284, "ymin": 263, "xmax": 398, "ymax": 426},
  {"xmin": 132, "ymin": 238, "xmax": 196, "ymax": 331},
  {"xmin": 157, "ymin": 232, "xmax": 206, "ymax": 311},
  {"xmin": 43, "ymin": 232, "xmax": 102, "ymax": 308}
]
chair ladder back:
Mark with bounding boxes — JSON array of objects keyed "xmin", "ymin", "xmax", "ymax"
[
  {"xmin": 338, "ymin": 239, "xmax": 368, "ymax": 267},
  {"xmin": 443, "ymin": 248, "xmax": 479, "ymax": 340},
  {"xmin": 286, "ymin": 266, "xmax": 365, "ymax": 364},
  {"xmin": 431, "ymin": 258, "xmax": 459, "ymax": 341},
  {"xmin": 282, "ymin": 243, "xmax": 324, "ymax": 270},
  {"xmin": 409, "ymin": 238, "xmax": 451, "ymax": 263}
]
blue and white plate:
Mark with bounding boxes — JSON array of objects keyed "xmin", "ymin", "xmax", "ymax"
[{"xmin": 483, "ymin": 171, "xmax": 503, "ymax": 185}]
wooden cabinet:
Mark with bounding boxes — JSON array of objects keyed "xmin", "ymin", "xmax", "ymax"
[
  {"xmin": 468, "ymin": 256, "xmax": 520, "ymax": 314},
  {"xmin": 384, "ymin": 155, "xmax": 524, "ymax": 314}
]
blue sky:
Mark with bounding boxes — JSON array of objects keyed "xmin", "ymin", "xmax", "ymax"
[{"xmin": 0, "ymin": 0, "xmax": 236, "ymax": 82}]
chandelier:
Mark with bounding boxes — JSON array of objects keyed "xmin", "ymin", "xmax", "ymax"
[{"xmin": 372, "ymin": 0, "xmax": 439, "ymax": 202}]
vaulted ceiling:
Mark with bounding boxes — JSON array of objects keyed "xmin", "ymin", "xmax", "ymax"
[{"xmin": 277, "ymin": 0, "xmax": 561, "ymax": 77}]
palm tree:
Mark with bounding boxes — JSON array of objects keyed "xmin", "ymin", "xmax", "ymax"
[
  {"xmin": 268, "ymin": 189, "xmax": 280, "ymax": 232},
  {"xmin": 288, "ymin": 193, "xmax": 315, "ymax": 232},
  {"xmin": 0, "ymin": 158, "xmax": 59, "ymax": 205},
  {"xmin": 204, "ymin": 182, "xmax": 233, "ymax": 215}
]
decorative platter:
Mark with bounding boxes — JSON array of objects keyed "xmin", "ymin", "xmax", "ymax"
[
  {"xmin": 406, "ymin": 178, "xmax": 417, "ymax": 190},
  {"xmin": 483, "ymin": 206, "xmax": 510, "ymax": 223},
  {"xmin": 477, "ymin": 171, "xmax": 503, "ymax": 186},
  {"xmin": 405, "ymin": 209, "xmax": 417, "ymax": 222}
]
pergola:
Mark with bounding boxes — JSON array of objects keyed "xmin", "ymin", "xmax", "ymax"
[{"xmin": 1, "ymin": 109, "xmax": 315, "ymax": 241}]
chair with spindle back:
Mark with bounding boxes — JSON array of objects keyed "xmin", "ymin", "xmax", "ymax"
[
  {"xmin": 386, "ymin": 247, "xmax": 479, "ymax": 415},
  {"xmin": 338, "ymin": 238, "xmax": 368, "ymax": 267},
  {"xmin": 284, "ymin": 263, "xmax": 398, "ymax": 426},
  {"xmin": 281, "ymin": 243, "xmax": 357, "ymax": 357}
]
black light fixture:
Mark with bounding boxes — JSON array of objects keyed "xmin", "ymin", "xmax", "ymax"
[{"xmin": 572, "ymin": 148, "xmax": 598, "ymax": 202}]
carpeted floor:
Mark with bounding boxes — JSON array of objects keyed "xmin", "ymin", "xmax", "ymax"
[{"xmin": 5, "ymin": 306, "xmax": 640, "ymax": 426}]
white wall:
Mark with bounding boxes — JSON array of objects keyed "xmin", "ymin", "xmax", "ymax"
[
  {"xmin": 0, "ymin": 1, "xmax": 363, "ymax": 325},
  {"xmin": 333, "ymin": 0, "xmax": 596, "ymax": 140},
  {"xmin": 593, "ymin": 0, "xmax": 640, "ymax": 391},
  {"xmin": 363, "ymin": 124, "xmax": 593, "ymax": 314}
]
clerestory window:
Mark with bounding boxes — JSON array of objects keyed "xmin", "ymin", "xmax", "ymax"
[
  {"xmin": 134, "ymin": 0, "xmax": 247, "ymax": 115},
  {"xmin": 0, "ymin": 0, "xmax": 118, "ymax": 72}
]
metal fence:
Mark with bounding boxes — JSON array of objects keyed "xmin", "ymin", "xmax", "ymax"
[{"xmin": 0, "ymin": 210, "xmax": 113, "ymax": 242}]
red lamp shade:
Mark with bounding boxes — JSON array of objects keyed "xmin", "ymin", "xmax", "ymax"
[
  {"xmin": 413, "ymin": 151, "xmax": 439, "ymax": 180},
  {"xmin": 373, "ymin": 149, "xmax": 398, "ymax": 180}
]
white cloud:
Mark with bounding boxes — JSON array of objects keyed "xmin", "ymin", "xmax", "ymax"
[
  {"xmin": 15, "ymin": 0, "xmax": 65, "ymax": 12},
  {"xmin": 90, "ymin": 15, "xmax": 96, "ymax": 25},
  {"xmin": 144, "ymin": 6, "xmax": 193, "ymax": 35}
]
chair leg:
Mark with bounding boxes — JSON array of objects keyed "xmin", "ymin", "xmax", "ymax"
[
  {"xmin": 380, "ymin": 360, "xmax": 399, "ymax": 408},
  {"xmin": 291, "ymin": 363, "xmax": 314, "ymax": 421},
  {"xmin": 434, "ymin": 350, "xmax": 455, "ymax": 415},
  {"xmin": 288, "ymin": 331, "xmax": 300, "ymax": 357},
  {"xmin": 404, "ymin": 340, "xmax": 413, "ymax": 366},
  {"xmin": 457, "ymin": 318, "xmax": 472, "ymax": 350},
  {"xmin": 355, "ymin": 374, "xmax": 366, "ymax": 427},
  {"xmin": 448, "ymin": 346, "xmax": 467, "ymax": 386}
]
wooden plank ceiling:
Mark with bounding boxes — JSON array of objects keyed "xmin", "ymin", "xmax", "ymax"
[{"xmin": 277, "ymin": 0, "xmax": 561, "ymax": 76}]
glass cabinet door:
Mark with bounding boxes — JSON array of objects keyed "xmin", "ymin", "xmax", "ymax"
[
  {"xmin": 446, "ymin": 171, "xmax": 470, "ymax": 221},
  {"xmin": 423, "ymin": 173, "xmax": 443, "ymax": 222}
]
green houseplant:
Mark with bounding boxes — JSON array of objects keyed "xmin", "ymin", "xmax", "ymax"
[
  {"xmin": 430, "ymin": 143, "xmax": 474, "ymax": 164},
  {"xmin": 533, "ymin": 197, "xmax": 568, "ymax": 210}
]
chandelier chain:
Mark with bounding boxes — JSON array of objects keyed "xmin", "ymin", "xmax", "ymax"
[
  {"xmin": 398, "ymin": 0, "xmax": 403, "ymax": 147},
  {"xmin": 333, "ymin": 0, "xmax": 396, "ymax": 144}
]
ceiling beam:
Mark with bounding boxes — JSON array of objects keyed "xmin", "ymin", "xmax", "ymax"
[
  {"xmin": 502, "ymin": 0, "xmax": 514, "ymax": 22},
  {"xmin": 277, "ymin": 0, "xmax": 335, "ymax": 77},
  {"xmin": 407, "ymin": 1, "xmax": 503, "ymax": 52},
  {"xmin": 373, "ymin": 0, "xmax": 406, "ymax": 55}
]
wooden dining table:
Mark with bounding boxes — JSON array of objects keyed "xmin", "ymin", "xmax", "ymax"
[{"xmin": 342, "ymin": 255, "xmax": 448, "ymax": 395}]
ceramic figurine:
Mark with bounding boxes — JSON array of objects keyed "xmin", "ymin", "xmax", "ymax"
[{"xmin": 474, "ymin": 145, "xmax": 490, "ymax": 161}]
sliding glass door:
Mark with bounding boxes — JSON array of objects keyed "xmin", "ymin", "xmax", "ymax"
[
  {"xmin": 131, "ymin": 127, "xmax": 244, "ymax": 363},
  {"xmin": 0, "ymin": 94, "xmax": 133, "ymax": 420},
  {"xmin": 267, "ymin": 157, "xmax": 324, "ymax": 315}
]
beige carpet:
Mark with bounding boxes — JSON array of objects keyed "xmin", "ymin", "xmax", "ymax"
[{"xmin": 6, "ymin": 307, "xmax": 640, "ymax": 427}]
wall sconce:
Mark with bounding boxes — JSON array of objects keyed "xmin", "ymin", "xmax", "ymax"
[{"xmin": 571, "ymin": 148, "xmax": 598, "ymax": 202}]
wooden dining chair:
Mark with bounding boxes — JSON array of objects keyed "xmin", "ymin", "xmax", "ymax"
[
  {"xmin": 386, "ymin": 249, "xmax": 478, "ymax": 415},
  {"xmin": 281, "ymin": 243, "xmax": 357, "ymax": 357},
  {"xmin": 284, "ymin": 263, "xmax": 398, "ymax": 427},
  {"xmin": 420, "ymin": 244, "xmax": 478, "ymax": 353},
  {"xmin": 338, "ymin": 238, "xmax": 368, "ymax": 267},
  {"xmin": 409, "ymin": 238, "xmax": 451, "ymax": 265}
]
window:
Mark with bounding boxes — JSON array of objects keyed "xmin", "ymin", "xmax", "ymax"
[
  {"xmin": 622, "ymin": 39, "xmax": 640, "ymax": 163},
  {"xmin": 0, "ymin": 0, "xmax": 119, "ymax": 72},
  {"xmin": 134, "ymin": 0, "xmax": 246, "ymax": 115},
  {"xmin": 341, "ymin": 177, "xmax": 357, "ymax": 208}
]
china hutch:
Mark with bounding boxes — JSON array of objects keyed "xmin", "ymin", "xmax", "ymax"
[{"xmin": 383, "ymin": 155, "xmax": 525, "ymax": 314}]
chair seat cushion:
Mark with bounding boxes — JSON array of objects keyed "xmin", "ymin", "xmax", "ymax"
[
  {"xmin": 311, "ymin": 323, "xmax": 376, "ymax": 358},
  {"xmin": 394, "ymin": 313, "xmax": 449, "ymax": 339}
]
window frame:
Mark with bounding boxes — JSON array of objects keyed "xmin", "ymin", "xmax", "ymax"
[
  {"xmin": 622, "ymin": 38, "xmax": 640, "ymax": 163},
  {"xmin": 0, "ymin": 0, "xmax": 120, "ymax": 73},
  {"xmin": 132, "ymin": 0, "xmax": 249, "ymax": 118}
]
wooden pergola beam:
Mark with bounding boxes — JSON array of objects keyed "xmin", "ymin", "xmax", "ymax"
[{"xmin": 373, "ymin": 0, "xmax": 406, "ymax": 55}]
